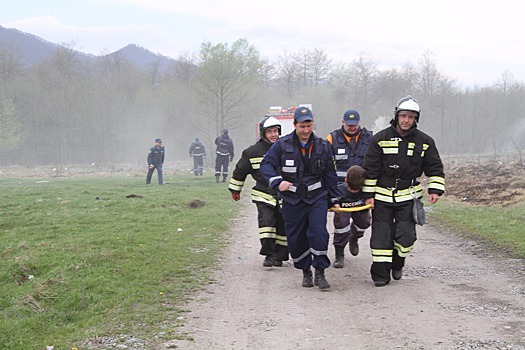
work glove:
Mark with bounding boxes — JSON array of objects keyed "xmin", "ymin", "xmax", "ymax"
[{"xmin": 231, "ymin": 192, "xmax": 241, "ymax": 201}]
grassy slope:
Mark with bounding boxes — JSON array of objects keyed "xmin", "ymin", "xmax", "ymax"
[
  {"xmin": 0, "ymin": 175, "xmax": 238, "ymax": 349},
  {"xmin": 429, "ymin": 198, "xmax": 525, "ymax": 258}
]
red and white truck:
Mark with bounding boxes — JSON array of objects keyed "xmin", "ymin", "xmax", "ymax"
[{"xmin": 256, "ymin": 104, "xmax": 312, "ymax": 139}]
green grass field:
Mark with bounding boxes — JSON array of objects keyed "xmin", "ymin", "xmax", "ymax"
[
  {"xmin": 430, "ymin": 198, "xmax": 525, "ymax": 258},
  {"xmin": 0, "ymin": 174, "xmax": 239, "ymax": 349},
  {"xmin": 1, "ymin": 172, "xmax": 524, "ymax": 349}
]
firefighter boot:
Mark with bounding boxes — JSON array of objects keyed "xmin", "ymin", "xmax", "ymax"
[
  {"xmin": 349, "ymin": 238, "xmax": 359, "ymax": 256},
  {"xmin": 302, "ymin": 269, "xmax": 314, "ymax": 288},
  {"xmin": 222, "ymin": 175, "xmax": 227, "ymax": 183},
  {"xmin": 263, "ymin": 256, "xmax": 275, "ymax": 267},
  {"xmin": 215, "ymin": 175, "xmax": 220, "ymax": 183},
  {"xmin": 392, "ymin": 268, "xmax": 403, "ymax": 280},
  {"xmin": 314, "ymin": 268, "xmax": 330, "ymax": 290},
  {"xmin": 333, "ymin": 245, "xmax": 345, "ymax": 268}
]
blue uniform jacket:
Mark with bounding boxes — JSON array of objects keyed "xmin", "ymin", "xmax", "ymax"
[
  {"xmin": 260, "ymin": 132, "xmax": 339, "ymax": 206},
  {"xmin": 147, "ymin": 146, "xmax": 165, "ymax": 165}
]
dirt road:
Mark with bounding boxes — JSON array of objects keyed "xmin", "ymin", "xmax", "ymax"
[{"xmin": 171, "ymin": 197, "xmax": 525, "ymax": 350}]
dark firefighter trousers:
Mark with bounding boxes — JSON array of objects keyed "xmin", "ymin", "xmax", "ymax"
[
  {"xmin": 193, "ymin": 155, "xmax": 204, "ymax": 176},
  {"xmin": 146, "ymin": 163, "xmax": 163, "ymax": 185},
  {"xmin": 255, "ymin": 202, "xmax": 289, "ymax": 261},
  {"xmin": 281, "ymin": 198, "xmax": 331, "ymax": 271},
  {"xmin": 332, "ymin": 210, "xmax": 371, "ymax": 247},
  {"xmin": 215, "ymin": 154, "xmax": 230, "ymax": 177},
  {"xmin": 370, "ymin": 200, "xmax": 416, "ymax": 284}
]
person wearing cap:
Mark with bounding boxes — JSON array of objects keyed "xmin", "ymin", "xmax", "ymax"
[
  {"xmin": 146, "ymin": 138, "xmax": 165, "ymax": 185},
  {"xmin": 189, "ymin": 138, "xmax": 206, "ymax": 176},
  {"xmin": 228, "ymin": 116, "xmax": 289, "ymax": 268},
  {"xmin": 326, "ymin": 109, "xmax": 373, "ymax": 268},
  {"xmin": 260, "ymin": 107, "xmax": 340, "ymax": 290},
  {"xmin": 363, "ymin": 95, "xmax": 445, "ymax": 287},
  {"xmin": 214, "ymin": 128, "xmax": 234, "ymax": 183}
]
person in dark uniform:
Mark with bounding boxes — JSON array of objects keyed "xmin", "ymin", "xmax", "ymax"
[
  {"xmin": 146, "ymin": 138, "xmax": 165, "ymax": 185},
  {"xmin": 261, "ymin": 107, "xmax": 340, "ymax": 290},
  {"xmin": 189, "ymin": 138, "xmax": 206, "ymax": 176},
  {"xmin": 326, "ymin": 109, "xmax": 372, "ymax": 268},
  {"xmin": 214, "ymin": 129, "xmax": 234, "ymax": 183},
  {"xmin": 334, "ymin": 165, "xmax": 371, "ymax": 260},
  {"xmin": 228, "ymin": 116, "xmax": 289, "ymax": 267},
  {"xmin": 363, "ymin": 95, "xmax": 445, "ymax": 287}
]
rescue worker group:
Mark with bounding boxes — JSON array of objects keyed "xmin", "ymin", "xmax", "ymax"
[{"xmin": 148, "ymin": 95, "xmax": 446, "ymax": 290}]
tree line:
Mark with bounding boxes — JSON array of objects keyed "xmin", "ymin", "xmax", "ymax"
[{"xmin": 1, "ymin": 38, "xmax": 524, "ymax": 168}]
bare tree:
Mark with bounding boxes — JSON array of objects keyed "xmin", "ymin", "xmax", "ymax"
[
  {"xmin": 0, "ymin": 44, "xmax": 23, "ymax": 164},
  {"xmin": 495, "ymin": 70, "xmax": 515, "ymax": 95},
  {"xmin": 309, "ymin": 48, "xmax": 332, "ymax": 85},
  {"xmin": 417, "ymin": 51, "xmax": 442, "ymax": 98},
  {"xmin": 350, "ymin": 53, "xmax": 378, "ymax": 113},
  {"xmin": 276, "ymin": 51, "xmax": 300, "ymax": 98},
  {"xmin": 172, "ymin": 52, "xmax": 197, "ymax": 86}
]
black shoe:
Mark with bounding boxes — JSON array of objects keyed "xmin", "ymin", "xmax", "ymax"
[
  {"xmin": 333, "ymin": 245, "xmax": 345, "ymax": 268},
  {"xmin": 392, "ymin": 268, "xmax": 403, "ymax": 280},
  {"xmin": 314, "ymin": 268, "xmax": 330, "ymax": 290},
  {"xmin": 302, "ymin": 269, "xmax": 314, "ymax": 288},
  {"xmin": 273, "ymin": 259, "xmax": 283, "ymax": 267},
  {"xmin": 374, "ymin": 280, "xmax": 388, "ymax": 287},
  {"xmin": 333, "ymin": 256, "xmax": 344, "ymax": 268},
  {"xmin": 263, "ymin": 256, "xmax": 275, "ymax": 267},
  {"xmin": 349, "ymin": 239, "xmax": 359, "ymax": 256}
]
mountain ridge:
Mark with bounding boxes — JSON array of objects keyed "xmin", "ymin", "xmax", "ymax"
[{"xmin": 0, "ymin": 25, "xmax": 176, "ymax": 71}]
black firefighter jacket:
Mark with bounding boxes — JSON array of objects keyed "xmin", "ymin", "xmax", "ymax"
[
  {"xmin": 228, "ymin": 139, "xmax": 277, "ymax": 207},
  {"xmin": 363, "ymin": 123, "xmax": 445, "ymax": 204}
]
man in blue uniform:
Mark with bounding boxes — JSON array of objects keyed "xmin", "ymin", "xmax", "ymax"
[
  {"xmin": 363, "ymin": 96, "xmax": 445, "ymax": 287},
  {"xmin": 189, "ymin": 138, "xmax": 206, "ymax": 176},
  {"xmin": 326, "ymin": 109, "xmax": 372, "ymax": 268},
  {"xmin": 214, "ymin": 129, "xmax": 234, "ymax": 183},
  {"xmin": 261, "ymin": 107, "xmax": 340, "ymax": 290},
  {"xmin": 146, "ymin": 138, "xmax": 165, "ymax": 185}
]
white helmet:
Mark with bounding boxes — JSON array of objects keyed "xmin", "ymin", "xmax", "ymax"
[
  {"xmin": 259, "ymin": 115, "xmax": 281, "ymax": 140},
  {"xmin": 395, "ymin": 95, "xmax": 420, "ymax": 122}
]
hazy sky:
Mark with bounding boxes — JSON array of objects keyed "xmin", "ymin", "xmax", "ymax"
[{"xmin": 1, "ymin": 0, "xmax": 523, "ymax": 88}]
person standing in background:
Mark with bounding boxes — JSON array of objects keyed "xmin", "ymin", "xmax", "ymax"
[
  {"xmin": 189, "ymin": 138, "xmax": 206, "ymax": 176},
  {"xmin": 214, "ymin": 129, "xmax": 234, "ymax": 183},
  {"xmin": 146, "ymin": 138, "xmax": 165, "ymax": 185}
]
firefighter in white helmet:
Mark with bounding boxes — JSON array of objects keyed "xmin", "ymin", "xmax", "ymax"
[
  {"xmin": 228, "ymin": 116, "xmax": 289, "ymax": 267},
  {"xmin": 363, "ymin": 95, "xmax": 445, "ymax": 287}
]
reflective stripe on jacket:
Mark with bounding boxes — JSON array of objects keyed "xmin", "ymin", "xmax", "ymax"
[
  {"xmin": 363, "ymin": 124, "xmax": 445, "ymax": 204},
  {"xmin": 328, "ymin": 127, "xmax": 372, "ymax": 182}
]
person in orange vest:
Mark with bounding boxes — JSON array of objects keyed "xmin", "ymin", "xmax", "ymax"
[{"xmin": 326, "ymin": 109, "xmax": 372, "ymax": 268}]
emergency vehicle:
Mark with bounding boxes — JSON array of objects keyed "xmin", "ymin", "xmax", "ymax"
[{"xmin": 255, "ymin": 104, "xmax": 312, "ymax": 139}]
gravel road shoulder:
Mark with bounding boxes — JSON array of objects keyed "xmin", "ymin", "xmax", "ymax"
[{"xmin": 171, "ymin": 197, "xmax": 525, "ymax": 350}]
